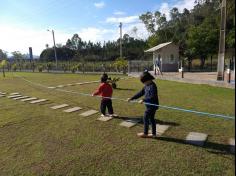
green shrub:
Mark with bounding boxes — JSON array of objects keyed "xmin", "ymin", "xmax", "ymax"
[
  {"xmin": 113, "ymin": 58, "xmax": 128, "ymax": 74},
  {"xmin": 38, "ymin": 65, "xmax": 43, "ymax": 72}
]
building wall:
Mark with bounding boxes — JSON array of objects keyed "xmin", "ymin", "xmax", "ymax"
[{"xmin": 153, "ymin": 43, "xmax": 179, "ymax": 72}]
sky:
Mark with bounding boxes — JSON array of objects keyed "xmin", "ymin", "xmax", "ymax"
[{"xmin": 0, "ymin": 0, "xmax": 196, "ymax": 56}]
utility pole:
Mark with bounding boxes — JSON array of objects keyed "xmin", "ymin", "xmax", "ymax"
[
  {"xmin": 119, "ymin": 22, "xmax": 123, "ymax": 58},
  {"xmin": 47, "ymin": 29, "xmax": 58, "ymax": 69},
  {"xmin": 217, "ymin": 0, "xmax": 226, "ymax": 81}
]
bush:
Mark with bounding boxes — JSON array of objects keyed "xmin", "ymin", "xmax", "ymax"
[
  {"xmin": 38, "ymin": 65, "xmax": 43, "ymax": 72},
  {"xmin": 71, "ymin": 65, "xmax": 78, "ymax": 73},
  {"xmin": 12, "ymin": 64, "xmax": 17, "ymax": 71},
  {"xmin": 113, "ymin": 58, "xmax": 128, "ymax": 74}
]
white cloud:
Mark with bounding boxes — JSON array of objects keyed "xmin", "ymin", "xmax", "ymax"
[
  {"xmin": 106, "ymin": 15, "xmax": 139, "ymax": 24},
  {"xmin": 94, "ymin": 1, "xmax": 105, "ymax": 9},
  {"xmin": 174, "ymin": 0, "xmax": 195, "ymax": 12},
  {"xmin": 119, "ymin": 22, "xmax": 149, "ymax": 40},
  {"xmin": 77, "ymin": 27, "xmax": 115, "ymax": 42},
  {"xmin": 159, "ymin": 0, "xmax": 195, "ymax": 20},
  {"xmin": 0, "ymin": 24, "xmax": 71, "ymax": 56},
  {"xmin": 113, "ymin": 11, "xmax": 126, "ymax": 15},
  {"xmin": 160, "ymin": 3, "xmax": 171, "ymax": 20}
]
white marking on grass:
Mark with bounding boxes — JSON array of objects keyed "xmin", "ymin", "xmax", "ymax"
[
  {"xmin": 185, "ymin": 132, "xmax": 208, "ymax": 146},
  {"xmin": 8, "ymin": 95, "xmax": 22, "ymax": 98},
  {"xmin": 12, "ymin": 96, "xmax": 29, "ymax": 100},
  {"xmin": 50, "ymin": 104, "xmax": 69, "ymax": 109},
  {"xmin": 80, "ymin": 110, "xmax": 98, "ymax": 117},
  {"xmin": 120, "ymin": 119, "xmax": 140, "ymax": 128},
  {"xmin": 149, "ymin": 124, "xmax": 170, "ymax": 136},
  {"xmin": 30, "ymin": 99, "xmax": 48, "ymax": 104},
  {"xmin": 9, "ymin": 93, "xmax": 20, "ymax": 95},
  {"xmin": 63, "ymin": 107, "xmax": 82, "ymax": 113},
  {"xmin": 21, "ymin": 97, "xmax": 38, "ymax": 102}
]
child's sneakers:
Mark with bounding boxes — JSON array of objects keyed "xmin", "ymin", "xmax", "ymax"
[
  {"xmin": 137, "ymin": 133, "xmax": 149, "ymax": 138},
  {"xmin": 108, "ymin": 114, "xmax": 118, "ymax": 117},
  {"xmin": 148, "ymin": 134, "xmax": 158, "ymax": 139},
  {"xmin": 137, "ymin": 133, "xmax": 157, "ymax": 138},
  {"xmin": 100, "ymin": 114, "xmax": 106, "ymax": 117}
]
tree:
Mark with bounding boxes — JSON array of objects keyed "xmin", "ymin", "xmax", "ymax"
[
  {"xmin": 0, "ymin": 60, "xmax": 7, "ymax": 77},
  {"xmin": 0, "ymin": 49, "xmax": 7, "ymax": 60},
  {"xmin": 186, "ymin": 21, "xmax": 218, "ymax": 68}
]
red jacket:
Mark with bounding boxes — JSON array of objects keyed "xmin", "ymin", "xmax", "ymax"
[{"xmin": 93, "ymin": 83, "xmax": 113, "ymax": 99}]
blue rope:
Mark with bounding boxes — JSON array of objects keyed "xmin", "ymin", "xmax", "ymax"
[{"xmin": 15, "ymin": 74, "xmax": 235, "ymax": 121}]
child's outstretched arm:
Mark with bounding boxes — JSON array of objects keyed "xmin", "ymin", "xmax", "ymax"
[
  {"xmin": 92, "ymin": 84, "xmax": 103, "ymax": 96},
  {"xmin": 127, "ymin": 88, "xmax": 145, "ymax": 102}
]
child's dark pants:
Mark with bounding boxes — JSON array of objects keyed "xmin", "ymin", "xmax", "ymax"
[
  {"xmin": 143, "ymin": 108, "xmax": 156, "ymax": 135},
  {"xmin": 100, "ymin": 99, "xmax": 113, "ymax": 115}
]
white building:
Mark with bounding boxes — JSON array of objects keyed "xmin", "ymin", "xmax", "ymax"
[{"xmin": 145, "ymin": 42, "xmax": 179, "ymax": 72}]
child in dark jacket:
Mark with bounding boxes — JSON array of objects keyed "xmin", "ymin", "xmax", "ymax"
[
  {"xmin": 128, "ymin": 70, "xmax": 159, "ymax": 138},
  {"xmin": 92, "ymin": 73, "xmax": 116, "ymax": 117}
]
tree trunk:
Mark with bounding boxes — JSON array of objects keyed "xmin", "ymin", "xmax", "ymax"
[
  {"xmin": 210, "ymin": 56, "xmax": 213, "ymax": 72},
  {"xmin": 200, "ymin": 57, "xmax": 206, "ymax": 70},
  {"xmin": 3, "ymin": 67, "xmax": 5, "ymax": 77}
]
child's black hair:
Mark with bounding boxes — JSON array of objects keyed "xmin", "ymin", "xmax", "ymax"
[
  {"xmin": 101, "ymin": 73, "xmax": 108, "ymax": 83},
  {"xmin": 140, "ymin": 70, "xmax": 155, "ymax": 83}
]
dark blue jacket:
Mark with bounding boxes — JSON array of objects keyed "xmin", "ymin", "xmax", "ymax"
[{"xmin": 131, "ymin": 81, "xmax": 159, "ymax": 110}]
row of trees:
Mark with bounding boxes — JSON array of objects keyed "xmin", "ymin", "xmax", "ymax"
[
  {"xmin": 1, "ymin": 0, "xmax": 235, "ymax": 71},
  {"xmin": 40, "ymin": 34, "xmax": 148, "ymax": 62},
  {"xmin": 139, "ymin": 0, "xmax": 235, "ymax": 68}
]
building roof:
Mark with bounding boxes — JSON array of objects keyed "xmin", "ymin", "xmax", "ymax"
[{"xmin": 144, "ymin": 42, "xmax": 173, "ymax": 53}]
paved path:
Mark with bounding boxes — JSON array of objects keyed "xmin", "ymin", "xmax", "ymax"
[{"xmin": 129, "ymin": 72, "xmax": 235, "ymax": 89}]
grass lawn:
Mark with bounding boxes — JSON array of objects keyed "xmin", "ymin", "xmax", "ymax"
[{"xmin": 0, "ymin": 72, "xmax": 235, "ymax": 176}]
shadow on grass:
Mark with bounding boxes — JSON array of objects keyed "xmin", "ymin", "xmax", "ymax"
[
  {"xmin": 155, "ymin": 136, "xmax": 235, "ymax": 156},
  {"xmin": 115, "ymin": 116, "xmax": 234, "ymax": 156},
  {"xmin": 115, "ymin": 116, "xmax": 180, "ymax": 126}
]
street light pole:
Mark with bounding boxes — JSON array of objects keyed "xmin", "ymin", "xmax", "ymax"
[
  {"xmin": 119, "ymin": 22, "xmax": 123, "ymax": 58},
  {"xmin": 217, "ymin": 0, "xmax": 226, "ymax": 81},
  {"xmin": 47, "ymin": 29, "xmax": 58, "ymax": 69}
]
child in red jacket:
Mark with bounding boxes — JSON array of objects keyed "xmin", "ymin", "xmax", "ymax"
[{"xmin": 92, "ymin": 73, "xmax": 116, "ymax": 117}]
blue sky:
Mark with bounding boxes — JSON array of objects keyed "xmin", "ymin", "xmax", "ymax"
[{"xmin": 0, "ymin": 0, "xmax": 195, "ymax": 55}]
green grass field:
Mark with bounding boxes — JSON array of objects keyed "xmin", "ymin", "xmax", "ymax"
[{"xmin": 0, "ymin": 72, "xmax": 235, "ymax": 176}]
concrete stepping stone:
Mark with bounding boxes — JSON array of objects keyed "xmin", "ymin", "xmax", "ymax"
[
  {"xmin": 21, "ymin": 97, "xmax": 37, "ymax": 102},
  {"xmin": 0, "ymin": 94, "xmax": 5, "ymax": 97},
  {"xmin": 12, "ymin": 96, "xmax": 29, "ymax": 100},
  {"xmin": 149, "ymin": 124, "xmax": 170, "ymax": 136},
  {"xmin": 8, "ymin": 94, "xmax": 22, "ymax": 98},
  {"xmin": 63, "ymin": 107, "xmax": 82, "ymax": 113},
  {"xmin": 0, "ymin": 92, "xmax": 6, "ymax": 95},
  {"xmin": 48, "ymin": 87, "xmax": 56, "ymax": 89},
  {"xmin": 228, "ymin": 138, "xmax": 235, "ymax": 154},
  {"xmin": 80, "ymin": 110, "xmax": 98, "ymax": 117},
  {"xmin": 57, "ymin": 85, "xmax": 64, "ymax": 88},
  {"xmin": 30, "ymin": 99, "xmax": 48, "ymax": 104},
  {"xmin": 97, "ymin": 116, "xmax": 113, "ymax": 122},
  {"xmin": 120, "ymin": 119, "xmax": 140, "ymax": 128},
  {"xmin": 9, "ymin": 92, "xmax": 20, "ymax": 95},
  {"xmin": 185, "ymin": 132, "xmax": 208, "ymax": 146},
  {"xmin": 51, "ymin": 104, "xmax": 69, "ymax": 110}
]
